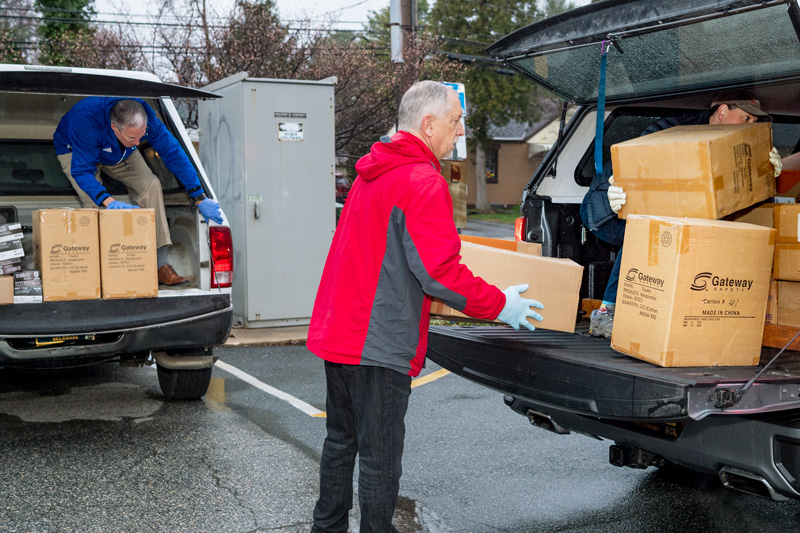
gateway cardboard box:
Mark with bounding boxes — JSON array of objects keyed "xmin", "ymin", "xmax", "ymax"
[
  {"xmin": 766, "ymin": 279, "xmax": 778, "ymax": 325},
  {"xmin": 774, "ymin": 204, "xmax": 800, "ymax": 243},
  {"xmin": 611, "ymin": 123, "xmax": 774, "ymax": 220},
  {"xmin": 728, "ymin": 203, "xmax": 775, "ymax": 228},
  {"xmin": 0, "ymin": 275, "xmax": 11, "ymax": 305},
  {"xmin": 33, "ymin": 208, "xmax": 101, "ymax": 301},
  {"xmin": 611, "ymin": 215, "xmax": 774, "ymax": 367},
  {"xmin": 773, "ymin": 244, "xmax": 800, "ymax": 281},
  {"xmin": 99, "ymin": 209, "xmax": 157, "ymax": 299},
  {"xmin": 429, "ymin": 238, "xmax": 583, "ymax": 333},
  {"xmin": 776, "ymin": 281, "xmax": 800, "ymax": 328}
]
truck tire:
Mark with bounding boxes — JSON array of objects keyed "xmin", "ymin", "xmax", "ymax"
[{"xmin": 157, "ymin": 365, "xmax": 212, "ymax": 400}]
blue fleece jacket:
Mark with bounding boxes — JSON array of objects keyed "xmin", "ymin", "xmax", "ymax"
[{"xmin": 53, "ymin": 97, "xmax": 203, "ymax": 206}]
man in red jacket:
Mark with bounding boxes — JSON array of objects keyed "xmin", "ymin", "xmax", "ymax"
[{"xmin": 308, "ymin": 81, "xmax": 544, "ymax": 533}]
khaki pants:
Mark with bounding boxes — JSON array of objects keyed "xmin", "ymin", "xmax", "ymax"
[{"xmin": 58, "ymin": 150, "xmax": 172, "ymax": 248}]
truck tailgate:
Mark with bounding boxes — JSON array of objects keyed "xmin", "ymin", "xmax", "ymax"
[{"xmin": 427, "ymin": 325, "xmax": 800, "ymax": 421}]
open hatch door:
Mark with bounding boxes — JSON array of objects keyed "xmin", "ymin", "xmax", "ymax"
[{"xmin": 487, "ymin": 0, "xmax": 800, "ymax": 105}]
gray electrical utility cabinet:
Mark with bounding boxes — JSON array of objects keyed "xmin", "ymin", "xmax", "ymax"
[{"xmin": 199, "ymin": 72, "xmax": 336, "ymax": 328}]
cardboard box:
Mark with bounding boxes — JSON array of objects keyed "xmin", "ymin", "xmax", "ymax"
[
  {"xmin": 612, "ymin": 123, "xmax": 774, "ymax": 220},
  {"xmin": 457, "ymin": 234, "xmax": 542, "ymax": 256},
  {"xmin": 766, "ymin": 279, "xmax": 778, "ymax": 325},
  {"xmin": 429, "ymin": 241, "xmax": 583, "ymax": 333},
  {"xmin": 611, "ymin": 215, "xmax": 774, "ymax": 367},
  {"xmin": 776, "ymin": 281, "xmax": 800, "ymax": 328},
  {"xmin": 0, "ymin": 275, "xmax": 12, "ymax": 305},
  {"xmin": 32, "ymin": 209, "xmax": 101, "ymax": 301},
  {"xmin": 728, "ymin": 204, "xmax": 775, "ymax": 228},
  {"xmin": 99, "ymin": 209, "xmax": 157, "ymax": 299},
  {"xmin": 773, "ymin": 244, "xmax": 800, "ymax": 281},
  {"xmin": 774, "ymin": 204, "xmax": 800, "ymax": 243}
]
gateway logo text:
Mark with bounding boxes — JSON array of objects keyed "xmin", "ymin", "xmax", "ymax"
[
  {"xmin": 624, "ymin": 267, "xmax": 665, "ymax": 288},
  {"xmin": 109, "ymin": 243, "xmax": 148, "ymax": 253},
  {"xmin": 691, "ymin": 272, "xmax": 753, "ymax": 291},
  {"xmin": 50, "ymin": 244, "xmax": 90, "ymax": 254}
]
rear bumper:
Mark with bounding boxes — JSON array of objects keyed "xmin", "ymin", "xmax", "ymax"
[
  {"xmin": 506, "ymin": 395, "xmax": 800, "ymax": 502},
  {"xmin": 0, "ymin": 294, "xmax": 232, "ymax": 367}
]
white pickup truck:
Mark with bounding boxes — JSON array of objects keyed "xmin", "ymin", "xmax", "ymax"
[{"xmin": 0, "ymin": 64, "xmax": 233, "ymax": 400}]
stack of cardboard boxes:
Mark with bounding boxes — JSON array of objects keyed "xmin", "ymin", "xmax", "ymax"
[
  {"xmin": 609, "ymin": 122, "xmax": 781, "ymax": 367},
  {"xmin": 0, "ymin": 221, "xmax": 41, "ymax": 305},
  {"xmin": 0, "ymin": 208, "xmax": 158, "ymax": 306}
]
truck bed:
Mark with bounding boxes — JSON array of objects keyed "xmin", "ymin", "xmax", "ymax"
[{"xmin": 426, "ymin": 323, "xmax": 800, "ymax": 421}]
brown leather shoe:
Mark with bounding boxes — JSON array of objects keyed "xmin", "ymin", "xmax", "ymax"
[{"xmin": 158, "ymin": 264, "xmax": 189, "ymax": 286}]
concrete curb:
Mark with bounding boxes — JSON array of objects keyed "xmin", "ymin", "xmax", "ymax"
[{"xmin": 224, "ymin": 326, "xmax": 309, "ymax": 347}]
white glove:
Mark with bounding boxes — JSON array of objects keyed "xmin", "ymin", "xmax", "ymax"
[
  {"xmin": 769, "ymin": 147, "xmax": 782, "ymax": 178},
  {"xmin": 607, "ymin": 175, "xmax": 626, "ymax": 214},
  {"xmin": 496, "ymin": 284, "xmax": 544, "ymax": 332}
]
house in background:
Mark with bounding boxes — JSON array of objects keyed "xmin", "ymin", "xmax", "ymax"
[{"xmin": 444, "ymin": 101, "xmax": 568, "ymax": 209}]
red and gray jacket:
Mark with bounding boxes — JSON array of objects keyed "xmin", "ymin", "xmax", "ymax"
[{"xmin": 307, "ymin": 131, "xmax": 505, "ymax": 377}]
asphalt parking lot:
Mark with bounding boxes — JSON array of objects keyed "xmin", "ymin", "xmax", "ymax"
[
  {"xmin": 2, "ymin": 220, "xmax": 800, "ymax": 531},
  {"xmin": 2, "ymin": 343, "xmax": 800, "ymax": 532}
]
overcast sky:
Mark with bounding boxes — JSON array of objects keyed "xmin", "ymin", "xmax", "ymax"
[{"xmin": 96, "ymin": 0, "xmax": 593, "ymax": 29}]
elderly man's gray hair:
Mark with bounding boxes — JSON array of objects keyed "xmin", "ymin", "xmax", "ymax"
[
  {"xmin": 110, "ymin": 100, "xmax": 147, "ymax": 130},
  {"xmin": 397, "ymin": 81, "xmax": 454, "ymax": 132}
]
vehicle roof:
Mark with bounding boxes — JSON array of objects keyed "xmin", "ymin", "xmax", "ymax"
[{"xmin": 0, "ymin": 64, "xmax": 219, "ymax": 99}]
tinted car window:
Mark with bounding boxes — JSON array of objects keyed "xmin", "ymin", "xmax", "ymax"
[
  {"xmin": 508, "ymin": 3, "xmax": 800, "ymax": 104},
  {"xmin": 0, "ymin": 141, "xmax": 74, "ymax": 195},
  {"xmin": 575, "ymin": 109, "xmax": 685, "ymax": 186},
  {"xmin": 0, "ymin": 140, "xmax": 182, "ymax": 196}
]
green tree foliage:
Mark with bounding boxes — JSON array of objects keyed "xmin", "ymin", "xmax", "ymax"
[
  {"xmin": 0, "ymin": 0, "xmax": 36, "ymax": 63},
  {"xmin": 428, "ymin": 0, "xmax": 575, "ymax": 148},
  {"xmin": 427, "ymin": 0, "xmax": 574, "ymax": 211},
  {"xmin": 34, "ymin": 0, "xmax": 95, "ymax": 65}
]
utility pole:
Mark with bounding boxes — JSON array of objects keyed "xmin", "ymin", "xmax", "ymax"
[{"xmin": 390, "ymin": 0, "xmax": 416, "ymax": 64}]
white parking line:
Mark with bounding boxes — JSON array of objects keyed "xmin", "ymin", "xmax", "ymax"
[{"xmin": 215, "ymin": 361, "xmax": 324, "ymax": 417}]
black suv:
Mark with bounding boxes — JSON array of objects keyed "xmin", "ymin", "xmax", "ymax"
[{"xmin": 428, "ymin": 0, "xmax": 800, "ymax": 502}]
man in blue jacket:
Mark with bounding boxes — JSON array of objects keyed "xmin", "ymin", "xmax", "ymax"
[{"xmin": 54, "ymin": 97, "xmax": 223, "ymax": 285}]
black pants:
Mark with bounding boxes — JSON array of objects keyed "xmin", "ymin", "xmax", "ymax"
[{"xmin": 311, "ymin": 361, "xmax": 412, "ymax": 533}]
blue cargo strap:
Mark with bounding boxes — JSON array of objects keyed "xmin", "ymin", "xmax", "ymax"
[{"xmin": 594, "ymin": 40, "xmax": 611, "ymax": 178}]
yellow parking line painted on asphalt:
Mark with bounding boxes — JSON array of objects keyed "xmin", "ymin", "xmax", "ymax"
[
  {"xmin": 309, "ymin": 369, "xmax": 452, "ymax": 419},
  {"xmin": 411, "ymin": 368, "xmax": 451, "ymax": 389}
]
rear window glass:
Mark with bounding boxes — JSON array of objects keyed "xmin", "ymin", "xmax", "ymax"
[
  {"xmin": 575, "ymin": 109, "xmax": 800, "ymax": 186},
  {"xmin": 0, "ymin": 141, "xmax": 181, "ymax": 196},
  {"xmin": 510, "ymin": 4, "xmax": 800, "ymax": 104},
  {"xmin": 0, "ymin": 141, "xmax": 74, "ymax": 195}
]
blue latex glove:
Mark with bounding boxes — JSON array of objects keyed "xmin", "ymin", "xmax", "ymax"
[
  {"xmin": 107, "ymin": 200, "xmax": 139, "ymax": 209},
  {"xmin": 497, "ymin": 284, "xmax": 544, "ymax": 332},
  {"xmin": 197, "ymin": 198, "xmax": 223, "ymax": 224}
]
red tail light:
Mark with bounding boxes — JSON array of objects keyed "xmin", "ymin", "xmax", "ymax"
[
  {"xmin": 514, "ymin": 217, "xmax": 526, "ymax": 242},
  {"xmin": 210, "ymin": 226, "xmax": 233, "ymax": 288}
]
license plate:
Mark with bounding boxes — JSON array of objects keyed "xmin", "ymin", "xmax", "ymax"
[{"xmin": 34, "ymin": 334, "xmax": 97, "ymax": 347}]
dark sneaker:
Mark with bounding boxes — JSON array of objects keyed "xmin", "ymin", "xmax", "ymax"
[{"xmin": 589, "ymin": 305, "xmax": 615, "ymax": 339}]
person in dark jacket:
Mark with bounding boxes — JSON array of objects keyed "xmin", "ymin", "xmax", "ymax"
[
  {"xmin": 581, "ymin": 90, "xmax": 781, "ymax": 339},
  {"xmin": 54, "ymin": 97, "xmax": 223, "ymax": 286},
  {"xmin": 307, "ymin": 81, "xmax": 545, "ymax": 533}
]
